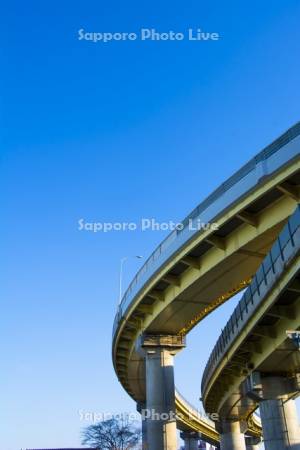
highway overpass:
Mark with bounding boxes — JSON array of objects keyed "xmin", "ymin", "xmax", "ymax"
[
  {"xmin": 201, "ymin": 205, "xmax": 300, "ymax": 449},
  {"xmin": 112, "ymin": 122, "xmax": 300, "ymax": 449}
]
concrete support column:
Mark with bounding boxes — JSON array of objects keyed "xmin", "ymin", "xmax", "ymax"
[
  {"xmin": 140, "ymin": 334, "xmax": 185, "ymax": 450},
  {"xmin": 219, "ymin": 420, "xmax": 246, "ymax": 450},
  {"xmin": 137, "ymin": 402, "xmax": 148, "ymax": 449},
  {"xmin": 245, "ymin": 436, "xmax": 261, "ymax": 450},
  {"xmin": 260, "ymin": 375, "xmax": 300, "ymax": 450},
  {"xmin": 180, "ymin": 431, "xmax": 200, "ymax": 450}
]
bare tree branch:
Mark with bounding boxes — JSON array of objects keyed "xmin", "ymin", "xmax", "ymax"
[{"xmin": 81, "ymin": 416, "xmax": 141, "ymax": 450}]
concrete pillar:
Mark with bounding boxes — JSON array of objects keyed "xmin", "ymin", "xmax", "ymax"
[
  {"xmin": 219, "ymin": 420, "xmax": 246, "ymax": 450},
  {"xmin": 141, "ymin": 334, "xmax": 185, "ymax": 450},
  {"xmin": 137, "ymin": 402, "xmax": 148, "ymax": 449},
  {"xmin": 260, "ymin": 376, "xmax": 300, "ymax": 450},
  {"xmin": 245, "ymin": 436, "xmax": 261, "ymax": 450},
  {"xmin": 180, "ymin": 431, "xmax": 200, "ymax": 450}
]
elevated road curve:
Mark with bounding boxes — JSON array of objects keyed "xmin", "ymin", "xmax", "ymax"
[
  {"xmin": 112, "ymin": 123, "xmax": 300, "ymax": 449},
  {"xmin": 202, "ymin": 206, "xmax": 300, "ymax": 449}
]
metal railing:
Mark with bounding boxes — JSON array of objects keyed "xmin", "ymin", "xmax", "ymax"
[
  {"xmin": 201, "ymin": 205, "xmax": 300, "ymax": 395},
  {"xmin": 113, "ymin": 122, "xmax": 300, "ymax": 338},
  {"xmin": 175, "ymin": 388, "xmax": 261, "ymax": 436},
  {"xmin": 175, "ymin": 388, "xmax": 215, "ymax": 427}
]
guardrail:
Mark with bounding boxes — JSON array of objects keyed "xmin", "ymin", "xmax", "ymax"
[
  {"xmin": 175, "ymin": 388, "xmax": 261, "ymax": 439},
  {"xmin": 175, "ymin": 388, "xmax": 215, "ymax": 426},
  {"xmin": 201, "ymin": 205, "xmax": 300, "ymax": 395},
  {"xmin": 113, "ymin": 122, "xmax": 300, "ymax": 338}
]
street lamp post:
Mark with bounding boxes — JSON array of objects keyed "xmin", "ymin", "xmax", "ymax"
[{"xmin": 118, "ymin": 255, "xmax": 143, "ymax": 307}]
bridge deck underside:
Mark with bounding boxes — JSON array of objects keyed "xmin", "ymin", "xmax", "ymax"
[{"xmin": 113, "ymin": 149, "xmax": 300, "ymax": 439}]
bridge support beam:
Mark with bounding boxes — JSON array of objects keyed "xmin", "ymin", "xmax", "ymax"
[
  {"xmin": 139, "ymin": 334, "xmax": 185, "ymax": 450},
  {"xmin": 180, "ymin": 431, "xmax": 200, "ymax": 450},
  {"xmin": 260, "ymin": 375, "xmax": 300, "ymax": 450},
  {"xmin": 219, "ymin": 420, "xmax": 246, "ymax": 450}
]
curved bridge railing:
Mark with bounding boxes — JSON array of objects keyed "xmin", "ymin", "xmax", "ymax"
[
  {"xmin": 175, "ymin": 388, "xmax": 261, "ymax": 444},
  {"xmin": 201, "ymin": 204, "xmax": 300, "ymax": 397},
  {"xmin": 175, "ymin": 388, "xmax": 215, "ymax": 426},
  {"xmin": 175, "ymin": 389, "xmax": 220, "ymax": 445},
  {"xmin": 113, "ymin": 123, "xmax": 300, "ymax": 337}
]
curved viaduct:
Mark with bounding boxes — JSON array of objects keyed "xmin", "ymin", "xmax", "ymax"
[
  {"xmin": 201, "ymin": 206, "xmax": 300, "ymax": 449},
  {"xmin": 112, "ymin": 123, "xmax": 300, "ymax": 449}
]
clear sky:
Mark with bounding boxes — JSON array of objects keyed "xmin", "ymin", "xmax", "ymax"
[{"xmin": 1, "ymin": 1, "xmax": 300, "ymax": 449}]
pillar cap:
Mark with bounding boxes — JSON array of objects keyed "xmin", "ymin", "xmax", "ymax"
[
  {"xmin": 141, "ymin": 334, "xmax": 186, "ymax": 349},
  {"xmin": 245, "ymin": 436, "xmax": 261, "ymax": 445}
]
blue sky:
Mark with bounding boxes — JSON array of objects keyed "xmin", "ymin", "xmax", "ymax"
[{"xmin": 1, "ymin": 1, "xmax": 300, "ymax": 449}]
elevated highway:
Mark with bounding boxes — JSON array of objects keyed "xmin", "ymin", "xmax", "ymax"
[
  {"xmin": 112, "ymin": 123, "xmax": 300, "ymax": 449},
  {"xmin": 201, "ymin": 206, "xmax": 300, "ymax": 449}
]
